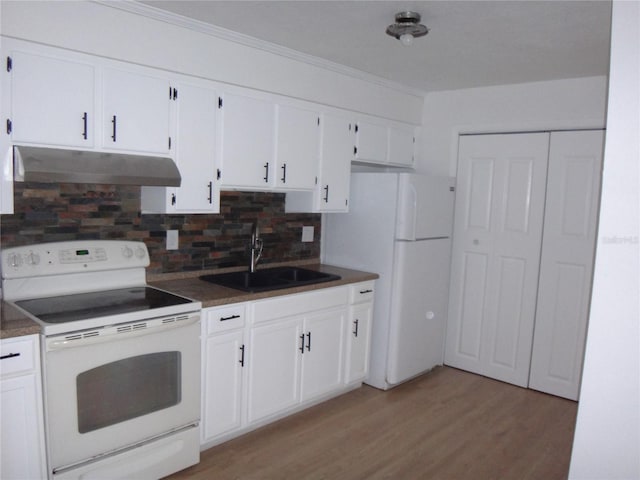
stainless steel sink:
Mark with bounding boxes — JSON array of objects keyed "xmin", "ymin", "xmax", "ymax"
[{"xmin": 200, "ymin": 267, "xmax": 340, "ymax": 293}]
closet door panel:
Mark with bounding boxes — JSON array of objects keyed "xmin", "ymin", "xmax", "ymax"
[
  {"xmin": 446, "ymin": 133, "xmax": 549, "ymax": 387},
  {"xmin": 529, "ymin": 130, "xmax": 604, "ymax": 400}
]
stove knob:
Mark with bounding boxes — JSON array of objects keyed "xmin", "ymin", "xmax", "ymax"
[
  {"xmin": 7, "ymin": 253, "xmax": 23, "ymax": 268},
  {"xmin": 135, "ymin": 246, "xmax": 146, "ymax": 259},
  {"xmin": 122, "ymin": 246, "xmax": 134, "ymax": 259},
  {"xmin": 26, "ymin": 252, "xmax": 40, "ymax": 266}
]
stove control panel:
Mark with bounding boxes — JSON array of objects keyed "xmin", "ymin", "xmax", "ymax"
[{"xmin": 1, "ymin": 241, "xmax": 150, "ymax": 279}]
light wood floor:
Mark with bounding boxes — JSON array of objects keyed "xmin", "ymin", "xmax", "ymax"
[{"xmin": 167, "ymin": 367, "xmax": 578, "ymax": 480}]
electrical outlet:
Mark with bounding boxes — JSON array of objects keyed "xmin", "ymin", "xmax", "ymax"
[
  {"xmin": 301, "ymin": 226, "xmax": 314, "ymax": 242},
  {"xmin": 166, "ymin": 230, "xmax": 179, "ymax": 250}
]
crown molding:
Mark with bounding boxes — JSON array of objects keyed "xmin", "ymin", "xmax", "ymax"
[{"xmin": 94, "ymin": 0, "xmax": 426, "ymax": 97}]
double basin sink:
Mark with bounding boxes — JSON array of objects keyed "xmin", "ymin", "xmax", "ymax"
[{"xmin": 200, "ymin": 266, "xmax": 341, "ymax": 293}]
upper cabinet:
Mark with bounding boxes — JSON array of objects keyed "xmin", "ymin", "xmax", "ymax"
[
  {"xmin": 141, "ymin": 81, "xmax": 219, "ymax": 214},
  {"xmin": 8, "ymin": 51, "xmax": 95, "ymax": 148},
  {"xmin": 101, "ymin": 68, "xmax": 170, "ymax": 154},
  {"xmin": 285, "ymin": 112, "xmax": 354, "ymax": 213},
  {"xmin": 354, "ymin": 118, "xmax": 415, "ymax": 167},
  {"xmin": 354, "ymin": 120, "xmax": 387, "ymax": 164},
  {"xmin": 1, "ymin": 38, "xmax": 420, "ymax": 215},
  {"xmin": 274, "ymin": 104, "xmax": 319, "ymax": 190},
  {"xmin": 218, "ymin": 91, "xmax": 276, "ymax": 189}
]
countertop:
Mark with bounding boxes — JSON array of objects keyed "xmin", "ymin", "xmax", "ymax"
[{"xmin": 1, "ymin": 263, "xmax": 377, "ymax": 339}]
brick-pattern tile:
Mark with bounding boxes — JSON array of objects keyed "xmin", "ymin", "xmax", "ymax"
[{"xmin": 1, "ymin": 183, "xmax": 321, "ymax": 274}]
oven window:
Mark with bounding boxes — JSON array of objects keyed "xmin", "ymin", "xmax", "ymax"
[{"xmin": 76, "ymin": 352, "xmax": 181, "ymax": 434}]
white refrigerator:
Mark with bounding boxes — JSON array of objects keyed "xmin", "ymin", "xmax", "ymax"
[{"xmin": 323, "ymin": 172, "xmax": 455, "ymax": 390}]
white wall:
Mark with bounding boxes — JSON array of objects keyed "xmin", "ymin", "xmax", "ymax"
[
  {"xmin": 569, "ymin": 2, "xmax": 640, "ymax": 478},
  {"xmin": 418, "ymin": 76, "xmax": 608, "ymax": 176},
  {"xmin": 0, "ymin": 1, "xmax": 423, "ymax": 125}
]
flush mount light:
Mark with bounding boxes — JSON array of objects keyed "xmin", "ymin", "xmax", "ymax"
[{"xmin": 386, "ymin": 11, "xmax": 429, "ymax": 46}]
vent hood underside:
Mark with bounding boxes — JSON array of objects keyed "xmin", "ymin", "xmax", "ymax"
[{"xmin": 13, "ymin": 146, "xmax": 181, "ymax": 187}]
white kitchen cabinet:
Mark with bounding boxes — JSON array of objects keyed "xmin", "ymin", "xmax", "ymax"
[
  {"xmin": 354, "ymin": 119, "xmax": 415, "ymax": 167},
  {"xmin": 274, "ymin": 104, "xmax": 319, "ymax": 190},
  {"xmin": 141, "ymin": 81, "xmax": 219, "ymax": 214},
  {"xmin": 0, "ymin": 335, "xmax": 47, "ymax": 480},
  {"xmin": 300, "ymin": 308, "xmax": 346, "ymax": 401},
  {"xmin": 102, "ymin": 67, "xmax": 171, "ymax": 154},
  {"xmin": 246, "ymin": 316, "xmax": 302, "ymax": 423},
  {"xmin": 388, "ymin": 125, "xmax": 415, "ymax": 167},
  {"xmin": 201, "ymin": 303, "xmax": 246, "ymax": 444},
  {"xmin": 199, "ymin": 282, "xmax": 373, "ymax": 448},
  {"xmin": 218, "ymin": 91, "xmax": 276, "ymax": 189},
  {"xmin": 246, "ymin": 286, "xmax": 348, "ymax": 424},
  {"xmin": 354, "ymin": 119, "xmax": 387, "ymax": 164},
  {"xmin": 345, "ymin": 281, "xmax": 374, "ymax": 384},
  {"xmin": 285, "ymin": 113, "xmax": 354, "ymax": 213},
  {"xmin": 6, "ymin": 50, "xmax": 95, "ymax": 148}
]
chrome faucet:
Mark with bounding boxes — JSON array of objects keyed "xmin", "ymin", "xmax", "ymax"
[{"xmin": 249, "ymin": 222, "xmax": 263, "ymax": 273}]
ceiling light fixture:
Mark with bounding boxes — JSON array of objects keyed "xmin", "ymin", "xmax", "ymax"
[{"xmin": 386, "ymin": 11, "xmax": 429, "ymax": 46}]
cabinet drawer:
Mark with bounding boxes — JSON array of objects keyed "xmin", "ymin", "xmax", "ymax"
[
  {"xmin": 0, "ymin": 336, "xmax": 38, "ymax": 377},
  {"xmin": 252, "ymin": 286, "xmax": 348, "ymax": 324},
  {"xmin": 349, "ymin": 281, "xmax": 375, "ymax": 304},
  {"xmin": 205, "ymin": 304, "xmax": 246, "ymax": 334}
]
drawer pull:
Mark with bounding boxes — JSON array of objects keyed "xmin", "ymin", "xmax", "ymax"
[
  {"xmin": 220, "ymin": 314, "xmax": 241, "ymax": 322},
  {"xmin": 359, "ymin": 289, "xmax": 373, "ymax": 294},
  {"xmin": 0, "ymin": 352, "xmax": 21, "ymax": 360}
]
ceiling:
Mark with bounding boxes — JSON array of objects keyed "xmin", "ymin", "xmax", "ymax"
[{"xmin": 139, "ymin": 1, "xmax": 612, "ymax": 93}]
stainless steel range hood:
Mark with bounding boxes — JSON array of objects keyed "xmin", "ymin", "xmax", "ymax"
[{"xmin": 13, "ymin": 146, "xmax": 181, "ymax": 187}]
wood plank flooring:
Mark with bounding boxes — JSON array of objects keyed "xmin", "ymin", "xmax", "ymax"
[{"xmin": 167, "ymin": 367, "xmax": 578, "ymax": 480}]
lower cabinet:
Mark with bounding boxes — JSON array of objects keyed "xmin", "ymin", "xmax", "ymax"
[
  {"xmin": 344, "ymin": 281, "xmax": 374, "ymax": 384},
  {"xmin": 201, "ymin": 282, "xmax": 373, "ymax": 447},
  {"xmin": 0, "ymin": 335, "xmax": 47, "ymax": 480}
]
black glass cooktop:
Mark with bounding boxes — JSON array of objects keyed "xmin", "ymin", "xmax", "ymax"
[{"xmin": 15, "ymin": 287, "xmax": 193, "ymax": 324}]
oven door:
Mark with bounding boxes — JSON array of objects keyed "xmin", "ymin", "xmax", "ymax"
[{"xmin": 42, "ymin": 312, "xmax": 200, "ymax": 474}]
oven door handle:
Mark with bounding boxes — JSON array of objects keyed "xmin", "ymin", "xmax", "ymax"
[{"xmin": 46, "ymin": 313, "xmax": 200, "ymax": 351}]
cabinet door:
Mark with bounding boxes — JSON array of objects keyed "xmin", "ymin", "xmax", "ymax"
[
  {"xmin": 202, "ymin": 330, "xmax": 244, "ymax": 442},
  {"xmin": 219, "ymin": 92, "xmax": 275, "ymax": 188},
  {"xmin": 0, "ymin": 374, "xmax": 47, "ymax": 480},
  {"xmin": 346, "ymin": 302, "xmax": 373, "ymax": 384},
  {"xmin": 275, "ymin": 104, "xmax": 318, "ymax": 190},
  {"xmin": 318, "ymin": 114, "xmax": 353, "ymax": 211},
  {"xmin": 102, "ymin": 68, "xmax": 170, "ymax": 154},
  {"xmin": 246, "ymin": 318, "xmax": 301, "ymax": 424},
  {"xmin": 300, "ymin": 308, "xmax": 346, "ymax": 401},
  {"xmin": 388, "ymin": 126, "xmax": 414, "ymax": 166},
  {"xmin": 173, "ymin": 82, "xmax": 218, "ymax": 212},
  {"xmin": 10, "ymin": 51, "xmax": 95, "ymax": 148},
  {"xmin": 355, "ymin": 120, "xmax": 387, "ymax": 163}
]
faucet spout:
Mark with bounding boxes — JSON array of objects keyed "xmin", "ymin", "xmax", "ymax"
[{"xmin": 249, "ymin": 222, "xmax": 263, "ymax": 273}]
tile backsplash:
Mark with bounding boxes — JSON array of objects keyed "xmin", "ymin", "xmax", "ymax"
[{"xmin": 0, "ymin": 182, "xmax": 321, "ymax": 274}]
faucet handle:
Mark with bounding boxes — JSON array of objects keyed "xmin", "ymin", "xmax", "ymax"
[{"xmin": 254, "ymin": 238, "xmax": 264, "ymax": 264}]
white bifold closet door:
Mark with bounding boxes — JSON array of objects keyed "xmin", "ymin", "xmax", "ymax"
[
  {"xmin": 445, "ymin": 130, "xmax": 603, "ymax": 399},
  {"xmin": 445, "ymin": 132, "xmax": 550, "ymax": 387},
  {"xmin": 528, "ymin": 130, "xmax": 604, "ymax": 400}
]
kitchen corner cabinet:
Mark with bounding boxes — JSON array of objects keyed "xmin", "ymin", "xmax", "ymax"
[
  {"xmin": 142, "ymin": 82, "xmax": 219, "ymax": 214},
  {"xmin": 285, "ymin": 113, "xmax": 354, "ymax": 213},
  {"xmin": 102, "ymin": 68, "xmax": 170, "ymax": 154},
  {"xmin": 218, "ymin": 91, "xmax": 276, "ymax": 189},
  {"xmin": 7, "ymin": 51, "xmax": 95, "ymax": 148},
  {"xmin": 274, "ymin": 104, "xmax": 319, "ymax": 190},
  {"xmin": 0, "ymin": 335, "xmax": 47, "ymax": 480},
  {"xmin": 345, "ymin": 282, "xmax": 374, "ymax": 383}
]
